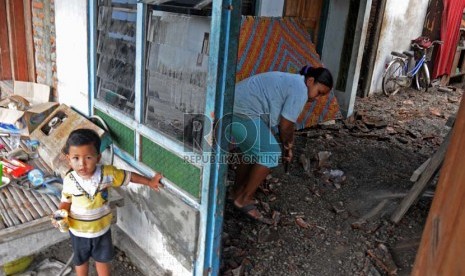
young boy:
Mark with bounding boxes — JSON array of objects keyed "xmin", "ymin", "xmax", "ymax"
[{"xmin": 52, "ymin": 128, "xmax": 163, "ymax": 276}]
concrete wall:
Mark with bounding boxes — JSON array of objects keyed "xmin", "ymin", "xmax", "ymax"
[
  {"xmin": 321, "ymin": 0, "xmax": 349, "ymax": 86},
  {"xmin": 256, "ymin": 0, "xmax": 284, "ymax": 16},
  {"xmin": 31, "ymin": 0, "xmax": 57, "ymax": 97},
  {"xmin": 368, "ymin": 0, "xmax": 429, "ymax": 94},
  {"xmin": 320, "ymin": 0, "xmax": 373, "ymax": 117},
  {"xmin": 113, "ymin": 157, "xmax": 199, "ymax": 275},
  {"xmin": 54, "ymin": 0, "xmax": 89, "ymax": 114}
]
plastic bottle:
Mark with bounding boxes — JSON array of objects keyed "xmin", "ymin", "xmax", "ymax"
[{"xmin": 28, "ymin": 169, "xmax": 44, "ymax": 188}]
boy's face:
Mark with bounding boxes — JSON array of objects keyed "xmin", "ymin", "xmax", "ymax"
[{"xmin": 66, "ymin": 144, "xmax": 101, "ymax": 179}]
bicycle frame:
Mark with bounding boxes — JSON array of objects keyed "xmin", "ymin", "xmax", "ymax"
[{"xmin": 406, "ymin": 54, "xmax": 426, "ymax": 77}]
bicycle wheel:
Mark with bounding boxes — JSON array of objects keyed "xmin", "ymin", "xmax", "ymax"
[
  {"xmin": 382, "ymin": 59, "xmax": 406, "ymax": 96},
  {"xmin": 415, "ymin": 63, "xmax": 430, "ymax": 92}
]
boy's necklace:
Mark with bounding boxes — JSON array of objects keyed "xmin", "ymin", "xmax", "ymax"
[{"xmin": 69, "ymin": 172, "xmax": 100, "ymax": 201}]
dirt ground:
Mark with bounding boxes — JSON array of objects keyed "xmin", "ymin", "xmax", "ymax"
[
  {"xmin": 221, "ymin": 85, "xmax": 463, "ymax": 276},
  {"xmin": 23, "ymin": 84, "xmax": 462, "ymax": 276}
]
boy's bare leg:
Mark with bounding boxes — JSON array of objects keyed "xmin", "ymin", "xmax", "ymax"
[
  {"xmin": 75, "ymin": 262, "xmax": 89, "ymax": 276},
  {"xmin": 95, "ymin": 261, "xmax": 111, "ymax": 276}
]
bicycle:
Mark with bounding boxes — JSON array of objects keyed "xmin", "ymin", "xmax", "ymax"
[{"xmin": 382, "ymin": 37, "xmax": 443, "ymax": 96}]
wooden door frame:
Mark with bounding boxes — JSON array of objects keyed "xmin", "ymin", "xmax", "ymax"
[
  {"xmin": 0, "ymin": 0, "xmax": 12, "ymax": 80},
  {"xmin": 1, "ymin": 0, "xmax": 35, "ymax": 81}
]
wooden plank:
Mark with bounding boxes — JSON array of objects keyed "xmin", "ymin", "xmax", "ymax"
[
  {"xmin": 410, "ymin": 158, "xmax": 431, "ymax": 182},
  {"xmin": 45, "ymin": 194, "xmax": 59, "ymax": 208},
  {"xmin": 6, "ymin": 187, "xmax": 34, "ymax": 222},
  {"xmin": 22, "ymin": 0, "xmax": 35, "ymax": 81},
  {"xmin": 0, "ymin": 0, "xmax": 12, "ymax": 80},
  {"xmin": 11, "ymin": 187, "xmax": 40, "ymax": 220},
  {"xmin": 391, "ymin": 130, "xmax": 452, "ymax": 224},
  {"xmin": 30, "ymin": 190, "xmax": 53, "ymax": 215},
  {"xmin": 0, "ymin": 190, "xmax": 20, "ymax": 226},
  {"xmin": 0, "ymin": 217, "xmax": 53, "ymax": 243},
  {"xmin": 23, "ymin": 189, "xmax": 45, "ymax": 217},
  {"xmin": 0, "ymin": 191, "xmax": 15, "ymax": 227},
  {"xmin": 6, "ymin": 0, "xmax": 29, "ymax": 81},
  {"xmin": 38, "ymin": 191, "xmax": 57, "ymax": 213},
  {"xmin": 2, "ymin": 188, "xmax": 28, "ymax": 223},
  {"xmin": 412, "ymin": 95, "xmax": 465, "ymax": 275}
]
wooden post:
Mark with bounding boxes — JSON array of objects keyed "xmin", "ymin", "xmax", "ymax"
[
  {"xmin": 412, "ymin": 95, "xmax": 465, "ymax": 275},
  {"xmin": 0, "ymin": 0, "xmax": 12, "ymax": 80},
  {"xmin": 390, "ymin": 130, "xmax": 451, "ymax": 224}
]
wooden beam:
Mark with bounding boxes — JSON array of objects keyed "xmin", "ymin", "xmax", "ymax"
[
  {"xmin": 6, "ymin": 0, "xmax": 29, "ymax": 81},
  {"xmin": 391, "ymin": 130, "xmax": 451, "ymax": 224},
  {"xmin": 412, "ymin": 94, "xmax": 465, "ymax": 275},
  {"xmin": 0, "ymin": 0, "xmax": 12, "ymax": 80},
  {"xmin": 23, "ymin": 0, "xmax": 35, "ymax": 82}
]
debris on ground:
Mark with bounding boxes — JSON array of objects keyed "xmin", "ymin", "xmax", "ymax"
[{"xmin": 222, "ymin": 86, "xmax": 463, "ymax": 275}]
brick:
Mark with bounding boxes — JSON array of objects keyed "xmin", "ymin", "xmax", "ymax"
[
  {"xmin": 37, "ymin": 12, "xmax": 45, "ymax": 19},
  {"xmin": 32, "ymin": 20, "xmax": 44, "ymax": 28},
  {"xmin": 32, "ymin": 1, "xmax": 44, "ymax": 9}
]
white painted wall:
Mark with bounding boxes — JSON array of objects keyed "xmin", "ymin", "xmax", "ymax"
[
  {"xmin": 113, "ymin": 157, "xmax": 193, "ymax": 275},
  {"xmin": 320, "ymin": 0, "xmax": 372, "ymax": 118},
  {"xmin": 256, "ymin": 0, "xmax": 284, "ymax": 16},
  {"xmin": 369, "ymin": 0, "xmax": 429, "ymax": 94},
  {"xmin": 321, "ymin": 0, "xmax": 349, "ymax": 85},
  {"xmin": 54, "ymin": 0, "xmax": 89, "ymax": 114}
]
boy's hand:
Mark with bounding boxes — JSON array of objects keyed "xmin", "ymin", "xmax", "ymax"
[
  {"xmin": 148, "ymin": 173, "xmax": 163, "ymax": 192},
  {"xmin": 50, "ymin": 214, "xmax": 60, "ymax": 228}
]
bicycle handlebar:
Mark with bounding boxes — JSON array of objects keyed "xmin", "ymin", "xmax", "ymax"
[{"xmin": 411, "ymin": 40, "xmax": 443, "ymax": 50}]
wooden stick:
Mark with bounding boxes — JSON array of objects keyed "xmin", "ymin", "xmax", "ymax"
[
  {"xmin": 6, "ymin": 186, "xmax": 34, "ymax": 222},
  {"xmin": 37, "ymin": 191, "xmax": 57, "ymax": 214},
  {"xmin": 29, "ymin": 190, "xmax": 53, "ymax": 215},
  {"xmin": 367, "ymin": 244, "xmax": 398, "ymax": 275},
  {"xmin": 10, "ymin": 186, "xmax": 40, "ymax": 219},
  {"xmin": 0, "ymin": 189, "xmax": 20, "ymax": 226},
  {"xmin": 391, "ymin": 130, "xmax": 452, "ymax": 224},
  {"xmin": 352, "ymin": 199, "xmax": 389, "ymax": 228},
  {"xmin": 0, "ymin": 192, "xmax": 15, "ymax": 227},
  {"xmin": 45, "ymin": 194, "xmax": 59, "ymax": 209},
  {"xmin": 410, "ymin": 158, "xmax": 431, "ymax": 182},
  {"xmin": 23, "ymin": 190, "xmax": 45, "ymax": 217},
  {"xmin": 2, "ymin": 188, "xmax": 28, "ymax": 223}
]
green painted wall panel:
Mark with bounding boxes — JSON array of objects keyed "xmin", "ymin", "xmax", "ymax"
[
  {"xmin": 94, "ymin": 109, "xmax": 135, "ymax": 156},
  {"xmin": 141, "ymin": 136, "xmax": 201, "ymax": 198}
]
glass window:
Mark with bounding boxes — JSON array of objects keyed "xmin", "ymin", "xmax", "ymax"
[
  {"xmin": 96, "ymin": 0, "xmax": 137, "ymax": 117},
  {"xmin": 144, "ymin": 10, "xmax": 211, "ymax": 144}
]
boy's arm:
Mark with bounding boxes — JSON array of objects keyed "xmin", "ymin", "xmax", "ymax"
[
  {"xmin": 58, "ymin": 202, "xmax": 71, "ymax": 212},
  {"xmin": 130, "ymin": 172, "xmax": 163, "ymax": 192}
]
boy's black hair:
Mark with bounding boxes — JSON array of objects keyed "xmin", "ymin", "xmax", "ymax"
[
  {"xmin": 299, "ymin": 65, "xmax": 334, "ymax": 89},
  {"xmin": 63, "ymin": 128, "xmax": 101, "ymax": 154}
]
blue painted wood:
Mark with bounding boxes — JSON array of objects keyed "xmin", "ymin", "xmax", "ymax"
[
  {"xmin": 198, "ymin": 0, "xmax": 241, "ymax": 275},
  {"xmin": 134, "ymin": 3, "xmax": 147, "ymax": 161}
]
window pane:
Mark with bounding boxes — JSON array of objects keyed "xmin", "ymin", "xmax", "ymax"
[
  {"xmin": 144, "ymin": 10, "xmax": 210, "ymax": 146},
  {"xmin": 96, "ymin": 1, "xmax": 137, "ymax": 117}
]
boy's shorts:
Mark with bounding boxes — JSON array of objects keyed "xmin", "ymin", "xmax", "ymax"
[
  {"xmin": 70, "ymin": 229, "xmax": 114, "ymax": 265},
  {"xmin": 229, "ymin": 115, "xmax": 281, "ymax": 168}
]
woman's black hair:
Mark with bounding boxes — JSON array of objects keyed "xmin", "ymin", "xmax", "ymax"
[
  {"xmin": 300, "ymin": 65, "xmax": 333, "ymax": 89},
  {"xmin": 63, "ymin": 128, "xmax": 101, "ymax": 154}
]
